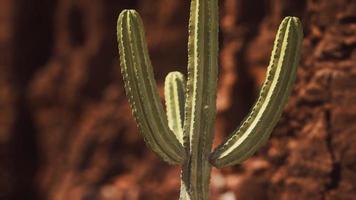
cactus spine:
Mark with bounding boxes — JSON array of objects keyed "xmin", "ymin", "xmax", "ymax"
[{"xmin": 117, "ymin": 0, "xmax": 303, "ymax": 199}]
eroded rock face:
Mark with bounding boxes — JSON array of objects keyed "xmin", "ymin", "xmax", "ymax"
[{"xmin": 1, "ymin": 0, "xmax": 355, "ymax": 199}]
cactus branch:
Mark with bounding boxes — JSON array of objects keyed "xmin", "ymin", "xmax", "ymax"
[
  {"xmin": 117, "ymin": 10, "xmax": 185, "ymax": 165},
  {"xmin": 165, "ymin": 71, "xmax": 186, "ymax": 144},
  {"xmin": 209, "ymin": 17, "xmax": 303, "ymax": 168}
]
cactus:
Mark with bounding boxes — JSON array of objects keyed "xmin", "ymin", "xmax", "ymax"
[{"xmin": 117, "ymin": 0, "xmax": 303, "ymax": 199}]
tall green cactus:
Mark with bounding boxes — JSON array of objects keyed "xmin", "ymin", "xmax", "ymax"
[{"xmin": 117, "ymin": 0, "xmax": 303, "ymax": 199}]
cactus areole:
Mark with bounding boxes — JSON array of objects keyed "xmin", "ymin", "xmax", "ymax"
[{"xmin": 117, "ymin": 0, "xmax": 303, "ymax": 199}]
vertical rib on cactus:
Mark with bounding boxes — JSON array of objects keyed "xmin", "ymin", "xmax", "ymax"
[
  {"xmin": 117, "ymin": 10, "xmax": 185, "ymax": 165},
  {"xmin": 209, "ymin": 17, "xmax": 303, "ymax": 168},
  {"xmin": 181, "ymin": 0, "xmax": 219, "ymax": 199},
  {"xmin": 165, "ymin": 72, "xmax": 186, "ymax": 143}
]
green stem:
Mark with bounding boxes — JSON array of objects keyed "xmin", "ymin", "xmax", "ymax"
[{"xmin": 181, "ymin": 0, "xmax": 219, "ymax": 199}]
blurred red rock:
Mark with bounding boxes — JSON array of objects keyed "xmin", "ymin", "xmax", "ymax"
[{"xmin": 0, "ymin": 0, "xmax": 355, "ymax": 199}]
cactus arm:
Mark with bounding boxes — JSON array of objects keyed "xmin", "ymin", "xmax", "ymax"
[
  {"xmin": 210, "ymin": 17, "xmax": 303, "ymax": 168},
  {"xmin": 117, "ymin": 10, "xmax": 185, "ymax": 165},
  {"xmin": 165, "ymin": 71, "xmax": 186, "ymax": 144},
  {"xmin": 181, "ymin": 0, "xmax": 219, "ymax": 199}
]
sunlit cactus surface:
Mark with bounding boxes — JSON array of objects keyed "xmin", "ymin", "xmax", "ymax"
[{"xmin": 117, "ymin": 0, "xmax": 303, "ymax": 199}]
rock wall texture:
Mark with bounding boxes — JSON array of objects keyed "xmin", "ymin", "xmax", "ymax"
[{"xmin": 0, "ymin": 0, "xmax": 355, "ymax": 199}]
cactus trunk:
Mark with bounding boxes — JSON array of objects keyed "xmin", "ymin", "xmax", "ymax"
[{"xmin": 180, "ymin": 0, "xmax": 218, "ymax": 199}]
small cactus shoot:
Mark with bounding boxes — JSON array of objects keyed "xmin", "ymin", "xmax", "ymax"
[{"xmin": 117, "ymin": 0, "xmax": 303, "ymax": 199}]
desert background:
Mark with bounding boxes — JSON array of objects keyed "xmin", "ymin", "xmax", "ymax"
[{"xmin": 0, "ymin": 0, "xmax": 355, "ymax": 199}]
